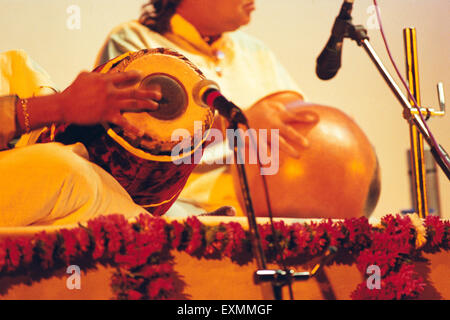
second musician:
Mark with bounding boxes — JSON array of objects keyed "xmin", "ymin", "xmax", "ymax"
[{"xmin": 96, "ymin": 0, "xmax": 379, "ymax": 218}]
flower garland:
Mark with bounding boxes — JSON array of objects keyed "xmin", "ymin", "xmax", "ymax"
[{"xmin": 0, "ymin": 214, "xmax": 448, "ymax": 300}]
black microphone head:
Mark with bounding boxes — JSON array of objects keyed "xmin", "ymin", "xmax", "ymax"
[
  {"xmin": 316, "ymin": 59, "xmax": 342, "ymax": 80},
  {"xmin": 316, "ymin": 38, "xmax": 343, "ymax": 80},
  {"xmin": 316, "ymin": 0, "xmax": 351, "ymax": 81}
]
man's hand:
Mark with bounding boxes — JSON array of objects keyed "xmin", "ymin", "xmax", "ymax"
[
  {"xmin": 58, "ymin": 71, "xmax": 161, "ymax": 137},
  {"xmin": 244, "ymin": 98, "xmax": 318, "ymax": 158}
]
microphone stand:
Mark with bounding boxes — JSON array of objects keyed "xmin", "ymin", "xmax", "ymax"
[
  {"xmin": 228, "ymin": 118, "xmax": 338, "ymax": 300},
  {"xmin": 227, "ymin": 118, "xmax": 281, "ymax": 299},
  {"xmin": 339, "ymin": 20, "xmax": 450, "ymax": 180}
]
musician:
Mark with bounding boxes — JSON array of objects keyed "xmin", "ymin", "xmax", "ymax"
[
  {"xmin": 0, "ymin": 50, "xmax": 162, "ymax": 226},
  {"xmin": 96, "ymin": 0, "xmax": 319, "ymax": 216}
]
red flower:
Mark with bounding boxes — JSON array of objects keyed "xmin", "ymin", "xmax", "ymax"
[
  {"xmin": 185, "ymin": 216, "xmax": 203, "ymax": 255},
  {"xmin": 87, "ymin": 217, "xmax": 107, "ymax": 260},
  {"xmin": 288, "ymin": 223, "xmax": 310, "ymax": 256},
  {"xmin": 35, "ymin": 232, "xmax": 57, "ymax": 269},
  {"xmin": 3, "ymin": 237, "xmax": 34, "ymax": 269},
  {"xmin": 147, "ymin": 277, "xmax": 174, "ymax": 299},
  {"xmin": 115, "ymin": 243, "xmax": 159, "ymax": 269},
  {"xmin": 0, "ymin": 242, "xmax": 6, "ymax": 271},
  {"xmin": 257, "ymin": 223, "xmax": 271, "ymax": 252},
  {"xmin": 351, "ymin": 215, "xmax": 427, "ymax": 300},
  {"xmin": 72, "ymin": 228, "xmax": 91, "ymax": 253},
  {"xmin": 352, "ymin": 263, "xmax": 425, "ymax": 300},
  {"xmin": 134, "ymin": 214, "xmax": 167, "ymax": 251},
  {"xmin": 215, "ymin": 231, "xmax": 225, "ymax": 241},
  {"xmin": 425, "ymin": 215, "xmax": 446, "ymax": 247},
  {"xmin": 269, "ymin": 221, "xmax": 291, "ymax": 259},
  {"xmin": 223, "ymin": 222, "xmax": 246, "ymax": 257},
  {"xmin": 317, "ymin": 219, "xmax": 345, "ymax": 248},
  {"xmin": 113, "ymin": 217, "xmax": 167, "ymax": 269},
  {"xmin": 170, "ymin": 220, "xmax": 184, "ymax": 250},
  {"xmin": 380, "ymin": 214, "xmax": 415, "ymax": 245},
  {"xmin": 17, "ymin": 237, "xmax": 33, "ymax": 264},
  {"xmin": 342, "ymin": 217, "xmax": 372, "ymax": 251},
  {"xmin": 102, "ymin": 214, "xmax": 132, "ymax": 255},
  {"xmin": 127, "ymin": 290, "xmax": 143, "ymax": 300},
  {"xmin": 5, "ymin": 239, "xmax": 21, "ymax": 270},
  {"xmin": 139, "ymin": 263, "xmax": 173, "ymax": 278},
  {"xmin": 306, "ymin": 222, "xmax": 327, "ymax": 256},
  {"xmin": 60, "ymin": 229, "xmax": 79, "ymax": 263}
]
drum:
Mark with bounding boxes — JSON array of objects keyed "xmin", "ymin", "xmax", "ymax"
[
  {"xmin": 39, "ymin": 49, "xmax": 214, "ymax": 216},
  {"xmin": 232, "ymin": 91, "xmax": 381, "ymax": 219}
]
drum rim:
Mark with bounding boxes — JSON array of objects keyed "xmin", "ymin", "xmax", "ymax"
[{"xmin": 104, "ymin": 125, "xmax": 212, "ymax": 162}]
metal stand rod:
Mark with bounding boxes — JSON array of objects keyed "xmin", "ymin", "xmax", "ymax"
[
  {"xmin": 229, "ymin": 121, "xmax": 283, "ymax": 300},
  {"xmin": 404, "ymin": 27, "xmax": 429, "ymax": 218},
  {"xmin": 232, "ymin": 139, "xmax": 266, "ymax": 271},
  {"xmin": 344, "ymin": 22, "xmax": 450, "ymax": 180}
]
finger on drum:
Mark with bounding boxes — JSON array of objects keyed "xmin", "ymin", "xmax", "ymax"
[
  {"xmin": 269, "ymin": 100, "xmax": 285, "ymax": 112},
  {"xmin": 280, "ymin": 125, "xmax": 309, "ymax": 148},
  {"xmin": 115, "ymin": 99, "xmax": 159, "ymax": 112},
  {"xmin": 141, "ymin": 82, "xmax": 162, "ymax": 99},
  {"xmin": 283, "ymin": 109, "xmax": 319, "ymax": 123},
  {"xmin": 108, "ymin": 71, "xmax": 142, "ymax": 88},
  {"xmin": 279, "ymin": 136, "xmax": 300, "ymax": 159},
  {"xmin": 114, "ymin": 87, "xmax": 162, "ymax": 102}
]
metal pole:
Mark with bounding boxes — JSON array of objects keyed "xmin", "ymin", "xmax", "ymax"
[{"xmin": 404, "ymin": 28, "xmax": 429, "ymax": 218}]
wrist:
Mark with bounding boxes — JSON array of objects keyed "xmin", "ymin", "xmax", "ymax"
[
  {"xmin": 14, "ymin": 95, "xmax": 26, "ymax": 134},
  {"xmin": 52, "ymin": 92, "xmax": 67, "ymax": 123}
]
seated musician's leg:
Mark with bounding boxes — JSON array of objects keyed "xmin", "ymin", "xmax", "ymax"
[{"xmin": 0, "ymin": 142, "xmax": 148, "ymax": 226}]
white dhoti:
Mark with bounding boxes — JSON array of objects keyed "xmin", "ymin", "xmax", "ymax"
[{"xmin": 0, "ymin": 142, "xmax": 150, "ymax": 226}]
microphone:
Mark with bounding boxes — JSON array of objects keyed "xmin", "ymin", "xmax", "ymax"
[
  {"xmin": 316, "ymin": 0, "xmax": 354, "ymax": 80},
  {"xmin": 193, "ymin": 80, "xmax": 249, "ymax": 125}
]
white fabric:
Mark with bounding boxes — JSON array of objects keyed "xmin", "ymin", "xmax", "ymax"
[{"xmin": 0, "ymin": 142, "xmax": 149, "ymax": 226}]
